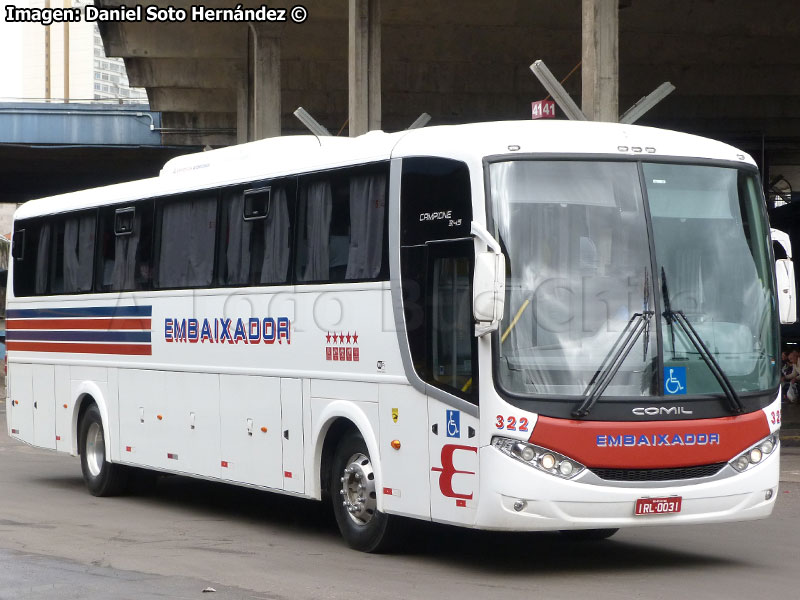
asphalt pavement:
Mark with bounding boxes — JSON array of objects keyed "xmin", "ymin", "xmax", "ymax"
[{"xmin": 2, "ymin": 397, "xmax": 800, "ymax": 599}]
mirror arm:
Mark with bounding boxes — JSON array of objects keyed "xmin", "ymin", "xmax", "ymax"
[{"xmin": 471, "ymin": 222, "xmax": 501, "ymax": 254}]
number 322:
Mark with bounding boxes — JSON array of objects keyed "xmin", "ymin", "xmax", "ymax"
[{"xmin": 496, "ymin": 415, "xmax": 529, "ymax": 432}]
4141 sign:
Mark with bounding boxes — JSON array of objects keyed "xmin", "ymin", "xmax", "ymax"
[{"xmin": 531, "ymin": 100, "xmax": 556, "ymax": 119}]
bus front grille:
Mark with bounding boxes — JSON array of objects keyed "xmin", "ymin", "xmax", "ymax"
[{"xmin": 590, "ymin": 462, "xmax": 728, "ymax": 482}]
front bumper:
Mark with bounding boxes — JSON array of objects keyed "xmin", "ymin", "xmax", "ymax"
[{"xmin": 474, "ymin": 444, "xmax": 780, "ymax": 531}]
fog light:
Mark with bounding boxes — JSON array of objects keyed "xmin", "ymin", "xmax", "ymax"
[
  {"xmin": 765, "ymin": 489, "xmax": 774, "ymax": 501},
  {"xmin": 520, "ymin": 446, "xmax": 535, "ymax": 462},
  {"xmin": 513, "ymin": 500, "xmax": 526, "ymax": 512},
  {"xmin": 749, "ymin": 448, "xmax": 763, "ymax": 464},
  {"xmin": 735, "ymin": 455, "xmax": 750, "ymax": 471},
  {"xmin": 559, "ymin": 461, "xmax": 574, "ymax": 476},
  {"xmin": 540, "ymin": 454, "xmax": 556, "ymax": 470}
]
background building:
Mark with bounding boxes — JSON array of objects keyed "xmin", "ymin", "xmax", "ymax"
[{"xmin": 0, "ymin": 0, "xmax": 146, "ymax": 103}]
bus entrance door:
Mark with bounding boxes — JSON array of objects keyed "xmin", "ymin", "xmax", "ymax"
[{"xmin": 428, "ymin": 401, "xmax": 479, "ymax": 525}]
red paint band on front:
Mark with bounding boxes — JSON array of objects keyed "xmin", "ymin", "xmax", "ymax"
[{"xmin": 528, "ymin": 412, "xmax": 770, "ymax": 469}]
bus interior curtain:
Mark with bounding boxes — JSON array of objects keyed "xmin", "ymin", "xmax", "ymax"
[
  {"xmin": 260, "ymin": 186, "xmax": 290, "ymax": 283},
  {"xmin": 64, "ymin": 214, "xmax": 95, "ymax": 292},
  {"xmin": 302, "ymin": 180, "xmax": 332, "ymax": 281},
  {"xmin": 225, "ymin": 191, "xmax": 250, "ymax": 284},
  {"xmin": 34, "ymin": 223, "xmax": 51, "ymax": 294},
  {"xmin": 112, "ymin": 211, "xmax": 141, "ymax": 290},
  {"xmin": 346, "ymin": 174, "xmax": 386, "ymax": 279},
  {"xmin": 158, "ymin": 197, "xmax": 217, "ymax": 287}
]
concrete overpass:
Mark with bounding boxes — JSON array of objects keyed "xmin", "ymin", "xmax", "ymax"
[
  {"xmin": 96, "ymin": 0, "xmax": 800, "ymax": 181},
  {"xmin": 0, "ymin": 102, "xmax": 194, "ymax": 205}
]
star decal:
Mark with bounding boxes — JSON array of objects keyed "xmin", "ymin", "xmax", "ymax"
[
  {"xmin": 352, "ymin": 331, "xmax": 358, "ymax": 344},
  {"xmin": 346, "ymin": 331, "xmax": 352, "ymax": 344},
  {"xmin": 326, "ymin": 331, "xmax": 331, "ymax": 343}
]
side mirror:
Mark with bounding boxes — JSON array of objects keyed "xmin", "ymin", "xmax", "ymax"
[
  {"xmin": 776, "ymin": 258, "xmax": 797, "ymax": 324},
  {"xmin": 471, "ymin": 222, "xmax": 506, "ymax": 336}
]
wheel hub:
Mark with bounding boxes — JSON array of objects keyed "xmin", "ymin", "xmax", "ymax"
[
  {"xmin": 339, "ymin": 453, "xmax": 377, "ymax": 525},
  {"xmin": 86, "ymin": 422, "xmax": 105, "ymax": 477}
]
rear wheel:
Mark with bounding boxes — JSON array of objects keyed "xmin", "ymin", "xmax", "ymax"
[
  {"xmin": 79, "ymin": 404, "xmax": 128, "ymax": 496},
  {"xmin": 559, "ymin": 528, "xmax": 619, "ymax": 541},
  {"xmin": 330, "ymin": 432, "xmax": 397, "ymax": 552}
]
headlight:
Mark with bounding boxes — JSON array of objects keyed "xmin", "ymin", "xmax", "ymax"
[
  {"xmin": 492, "ymin": 436, "xmax": 585, "ymax": 480},
  {"xmin": 730, "ymin": 433, "xmax": 779, "ymax": 473}
]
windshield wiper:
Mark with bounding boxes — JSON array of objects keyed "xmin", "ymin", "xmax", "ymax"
[
  {"xmin": 573, "ymin": 310, "xmax": 653, "ymax": 418},
  {"xmin": 660, "ymin": 268, "xmax": 744, "ymax": 414}
]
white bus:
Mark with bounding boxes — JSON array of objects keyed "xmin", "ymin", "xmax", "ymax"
[{"xmin": 6, "ymin": 121, "xmax": 786, "ymax": 551}]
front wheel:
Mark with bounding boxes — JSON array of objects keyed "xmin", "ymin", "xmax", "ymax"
[
  {"xmin": 330, "ymin": 432, "xmax": 397, "ymax": 552},
  {"xmin": 558, "ymin": 528, "xmax": 619, "ymax": 541},
  {"xmin": 79, "ymin": 404, "xmax": 128, "ymax": 496}
]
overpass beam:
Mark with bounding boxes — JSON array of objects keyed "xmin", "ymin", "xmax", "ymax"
[
  {"xmin": 581, "ymin": 0, "xmax": 618, "ymax": 122},
  {"xmin": 238, "ymin": 24, "xmax": 282, "ymax": 143},
  {"xmin": 348, "ymin": 0, "xmax": 381, "ymax": 137}
]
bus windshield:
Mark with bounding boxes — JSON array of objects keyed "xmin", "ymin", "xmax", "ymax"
[{"xmin": 489, "ymin": 159, "xmax": 779, "ymax": 400}]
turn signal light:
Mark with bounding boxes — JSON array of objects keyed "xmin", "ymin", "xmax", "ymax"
[{"xmin": 391, "ymin": 440, "xmax": 401, "ymax": 450}]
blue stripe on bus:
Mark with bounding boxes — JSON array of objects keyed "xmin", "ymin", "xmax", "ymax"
[
  {"xmin": 6, "ymin": 306, "xmax": 152, "ymax": 319},
  {"xmin": 6, "ymin": 330, "xmax": 152, "ymax": 343}
]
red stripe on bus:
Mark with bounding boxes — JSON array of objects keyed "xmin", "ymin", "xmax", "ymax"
[
  {"xmin": 528, "ymin": 412, "xmax": 769, "ymax": 469},
  {"xmin": 7, "ymin": 318, "xmax": 151, "ymax": 330},
  {"xmin": 6, "ymin": 341, "xmax": 152, "ymax": 356}
]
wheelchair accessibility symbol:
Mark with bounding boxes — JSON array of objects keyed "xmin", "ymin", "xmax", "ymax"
[
  {"xmin": 664, "ymin": 367, "xmax": 687, "ymax": 395},
  {"xmin": 446, "ymin": 410, "xmax": 461, "ymax": 438}
]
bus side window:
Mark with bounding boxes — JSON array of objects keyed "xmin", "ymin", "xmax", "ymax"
[
  {"xmin": 12, "ymin": 220, "xmax": 41, "ymax": 297},
  {"xmin": 96, "ymin": 202, "xmax": 154, "ymax": 292},
  {"xmin": 59, "ymin": 211, "xmax": 96, "ymax": 294},
  {"xmin": 218, "ymin": 180, "xmax": 296, "ymax": 286},
  {"xmin": 295, "ymin": 164, "xmax": 388, "ymax": 284},
  {"xmin": 430, "ymin": 244, "xmax": 475, "ymax": 394},
  {"xmin": 14, "ymin": 211, "xmax": 96, "ymax": 297},
  {"xmin": 154, "ymin": 194, "xmax": 217, "ymax": 289}
]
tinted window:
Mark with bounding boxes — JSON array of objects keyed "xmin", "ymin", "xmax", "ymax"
[
  {"xmin": 13, "ymin": 219, "xmax": 43, "ymax": 297},
  {"xmin": 295, "ymin": 164, "xmax": 388, "ymax": 283},
  {"xmin": 400, "ymin": 158, "xmax": 472, "ymax": 246},
  {"xmin": 155, "ymin": 194, "xmax": 217, "ymax": 289},
  {"xmin": 58, "ymin": 212, "xmax": 97, "ymax": 294},
  {"xmin": 96, "ymin": 202, "xmax": 154, "ymax": 292},
  {"xmin": 218, "ymin": 180, "xmax": 296, "ymax": 286},
  {"xmin": 400, "ymin": 240, "xmax": 478, "ymax": 402},
  {"xmin": 13, "ymin": 211, "xmax": 96, "ymax": 296},
  {"xmin": 399, "ymin": 157, "xmax": 477, "ymax": 402}
]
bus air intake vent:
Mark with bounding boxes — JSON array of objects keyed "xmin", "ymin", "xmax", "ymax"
[{"xmin": 590, "ymin": 462, "xmax": 727, "ymax": 482}]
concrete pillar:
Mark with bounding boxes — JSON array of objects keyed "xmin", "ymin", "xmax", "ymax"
[
  {"xmin": 581, "ymin": 0, "xmax": 618, "ymax": 122},
  {"xmin": 252, "ymin": 24, "xmax": 281, "ymax": 140},
  {"xmin": 349, "ymin": 0, "xmax": 381, "ymax": 137},
  {"xmin": 237, "ymin": 24, "xmax": 282, "ymax": 144},
  {"xmin": 236, "ymin": 83, "xmax": 249, "ymax": 145}
]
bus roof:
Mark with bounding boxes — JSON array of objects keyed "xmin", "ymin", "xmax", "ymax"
[{"xmin": 15, "ymin": 120, "xmax": 756, "ymax": 220}]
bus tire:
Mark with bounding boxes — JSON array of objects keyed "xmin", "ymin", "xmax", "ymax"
[
  {"xmin": 79, "ymin": 404, "xmax": 128, "ymax": 496},
  {"xmin": 558, "ymin": 528, "xmax": 619, "ymax": 541},
  {"xmin": 330, "ymin": 432, "xmax": 396, "ymax": 552}
]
